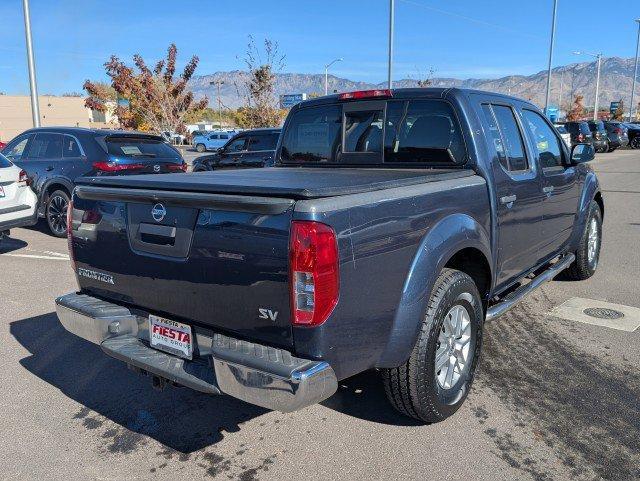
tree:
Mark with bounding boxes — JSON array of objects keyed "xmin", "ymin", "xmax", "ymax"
[
  {"xmin": 566, "ymin": 95, "xmax": 585, "ymax": 121},
  {"xmin": 416, "ymin": 67, "xmax": 436, "ymax": 88},
  {"xmin": 612, "ymin": 99, "xmax": 624, "ymax": 121},
  {"xmin": 235, "ymin": 36, "xmax": 286, "ymax": 128},
  {"xmin": 83, "ymin": 44, "xmax": 207, "ymax": 133}
]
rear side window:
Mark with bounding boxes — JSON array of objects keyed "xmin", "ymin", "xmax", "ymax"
[
  {"xmin": 384, "ymin": 100, "xmax": 465, "ymax": 164},
  {"xmin": 27, "ymin": 133, "xmax": 63, "ymax": 159},
  {"xmin": 246, "ymin": 133, "xmax": 279, "ymax": 151},
  {"xmin": 106, "ymin": 138, "xmax": 178, "ymax": 158},
  {"xmin": 522, "ymin": 110, "xmax": 564, "ymax": 169},
  {"xmin": 481, "ymin": 104, "xmax": 509, "ymax": 171},
  {"xmin": 281, "ymin": 105, "xmax": 342, "ymax": 163},
  {"xmin": 491, "ymin": 105, "xmax": 528, "ymax": 171},
  {"xmin": 63, "ymin": 136, "xmax": 82, "ymax": 157},
  {"xmin": 0, "ymin": 154, "xmax": 12, "ymax": 168}
]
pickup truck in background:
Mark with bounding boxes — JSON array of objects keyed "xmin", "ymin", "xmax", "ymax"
[{"xmin": 56, "ymin": 88, "xmax": 603, "ymax": 423}]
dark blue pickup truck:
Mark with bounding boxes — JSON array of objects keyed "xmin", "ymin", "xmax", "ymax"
[{"xmin": 55, "ymin": 88, "xmax": 603, "ymax": 423}]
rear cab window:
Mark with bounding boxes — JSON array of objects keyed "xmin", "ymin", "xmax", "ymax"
[
  {"xmin": 106, "ymin": 137, "xmax": 179, "ymax": 158},
  {"xmin": 280, "ymin": 99, "xmax": 466, "ymax": 166}
]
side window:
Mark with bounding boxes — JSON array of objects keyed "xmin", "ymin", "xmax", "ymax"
[
  {"xmin": 3, "ymin": 134, "xmax": 32, "ymax": 161},
  {"xmin": 26, "ymin": 133, "xmax": 63, "ymax": 159},
  {"xmin": 481, "ymin": 104, "xmax": 509, "ymax": 171},
  {"xmin": 491, "ymin": 105, "xmax": 528, "ymax": 171},
  {"xmin": 219, "ymin": 134, "xmax": 229, "ymax": 140},
  {"xmin": 246, "ymin": 134, "xmax": 278, "ymax": 151},
  {"xmin": 522, "ymin": 110, "xmax": 563, "ymax": 169},
  {"xmin": 384, "ymin": 99, "xmax": 466, "ymax": 164},
  {"xmin": 225, "ymin": 137, "xmax": 246, "ymax": 152},
  {"xmin": 63, "ymin": 136, "xmax": 82, "ymax": 158}
]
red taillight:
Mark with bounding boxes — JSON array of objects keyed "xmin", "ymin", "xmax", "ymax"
[
  {"xmin": 66, "ymin": 199, "xmax": 76, "ymax": 271},
  {"xmin": 614, "ymin": 128, "xmax": 623, "ymax": 135},
  {"xmin": 289, "ymin": 221, "xmax": 339, "ymax": 327},
  {"xmin": 18, "ymin": 169, "xmax": 31, "ymax": 186},
  {"xmin": 81, "ymin": 209, "xmax": 102, "ymax": 224},
  {"xmin": 577, "ymin": 133, "xmax": 584, "ymax": 142},
  {"xmin": 338, "ymin": 89, "xmax": 393, "ymax": 100},
  {"xmin": 168, "ymin": 162, "xmax": 187, "ymax": 172},
  {"xmin": 93, "ymin": 161, "xmax": 144, "ymax": 172}
]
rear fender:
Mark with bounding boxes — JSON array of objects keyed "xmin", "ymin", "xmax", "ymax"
[
  {"xmin": 38, "ymin": 177, "xmax": 75, "ymax": 216},
  {"xmin": 375, "ymin": 213, "xmax": 492, "ymax": 368}
]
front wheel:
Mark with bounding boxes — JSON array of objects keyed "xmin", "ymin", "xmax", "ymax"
[
  {"xmin": 565, "ymin": 201, "xmax": 602, "ymax": 280},
  {"xmin": 382, "ymin": 268, "xmax": 484, "ymax": 423},
  {"xmin": 631, "ymin": 137, "xmax": 640, "ymax": 149},
  {"xmin": 46, "ymin": 190, "xmax": 70, "ymax": 238},
  {"xmin": 196, "ymin": 143, "xmax": 206, "ymax": 153}
]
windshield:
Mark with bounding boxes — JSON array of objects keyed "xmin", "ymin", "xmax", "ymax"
[
  {"xmin": 589, "ymin": 121, "xmax": 605, "ymax": 133},
  {"xmin": 106, "ymin": 137, "xmax": 179, "ymax": 158}
]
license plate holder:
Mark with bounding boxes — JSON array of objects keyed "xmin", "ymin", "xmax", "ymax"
[{"xmin": 149, "ymin": 315, "xmax": 193, "ymax": 360}]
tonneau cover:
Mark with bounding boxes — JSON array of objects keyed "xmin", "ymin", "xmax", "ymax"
[{"xmin": 76, "ymin": 167, "xmax": 475, "ymax": 200}]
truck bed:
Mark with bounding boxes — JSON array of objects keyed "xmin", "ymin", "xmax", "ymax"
[{"xmin": 76, "ymin": 167, "xmax": 475, "ymax": 199}]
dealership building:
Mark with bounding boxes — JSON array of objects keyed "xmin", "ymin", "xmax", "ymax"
[{"xmin": 0, "ymin": 95, "xmax": 113, "ymax": 143}]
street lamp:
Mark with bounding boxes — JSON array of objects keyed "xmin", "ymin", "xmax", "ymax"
[
  {"xmin": 574, "ymin": 51, "xmax": 602, "ymax": 121},
  {"xmin": 388, "ymin": 0, "xmax": 395, "ymax": 89},
  {"xmin": 543, "ymin": 0, "xmax": 558, "ymax": 115},
  {"xmin": 22, "ymin": 0, "xmax": 40, "ymax": 128},
  {"xmin": 324, "ymin": 58, "xmax": 343, "ymax": 96},
  {"xmin": 629, "ymin": 19, "xmax": 640, "ymax": 121},
  {"xmin": 209, "ymin": 80, "xmax": 224, "ymax": 128}
]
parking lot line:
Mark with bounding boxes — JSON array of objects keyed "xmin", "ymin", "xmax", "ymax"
[{"xmin": 1, "ymin": 253, "xmax": 70, "ymax": 261}]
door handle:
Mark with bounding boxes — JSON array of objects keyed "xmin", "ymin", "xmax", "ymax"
[
  {"xmin": 45, "ymin": 166, "xmax": 54, "ymax": 171},
  {"xmin": 500, "ymin": 194, "xmax": 517, "ymax": 205},
  {"xmin": 543, "ymin": 186, "xmax": 554, "ymax": 196}
]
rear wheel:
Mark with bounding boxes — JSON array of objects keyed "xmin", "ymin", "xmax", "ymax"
[
  {"xmin": 631, "ymin": 137, "xmax": 640, "ymax": 149},
  {"xmin": 382, "ymin": 268, "xmax": 483, "ymax": 423},
  {"xmin": 196, "ymin": 143, "xmax": 206, "ymax": 153},
  {"xmin": 46, "ymin": 190, "xmax": 70, "ymax": 238},
  {"xmin": 565, "ymin": 201, "xmax": 602, "ymax": 280}
]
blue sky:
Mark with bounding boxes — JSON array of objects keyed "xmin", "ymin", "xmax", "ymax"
[{"xmin": 0, "ymin": 0, "xmax": 638, "ymax": 94}]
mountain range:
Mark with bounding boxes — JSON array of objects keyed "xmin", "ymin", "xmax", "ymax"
[{"xmin": 188, "ymin": 56, "xmax": 636, "ymax": 112}]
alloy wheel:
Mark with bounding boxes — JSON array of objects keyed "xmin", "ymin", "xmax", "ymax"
[{"xmin": 435, "ymin": 305, "xmax": 472, "ymax": 390}]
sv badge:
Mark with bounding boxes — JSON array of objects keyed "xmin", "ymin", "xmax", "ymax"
[{"xmin": 258, "ymin": 308, "xmax": 279, "ymax": 321}]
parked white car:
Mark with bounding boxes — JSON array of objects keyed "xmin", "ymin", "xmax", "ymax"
[{"xmin": 0, "ymin": 153, "xmax": 37, "ymax": 242}]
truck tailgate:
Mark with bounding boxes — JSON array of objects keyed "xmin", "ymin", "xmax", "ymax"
[{"xmin": 70, "ymin": 185, "xmax": 295, "ymax": 348}]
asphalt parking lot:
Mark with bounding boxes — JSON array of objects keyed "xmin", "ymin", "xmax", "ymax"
[{"xmin": 1, "ymin": 150, "xmax": 639, "ymax": 481}]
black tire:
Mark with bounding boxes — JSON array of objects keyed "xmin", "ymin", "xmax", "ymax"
[
  {"xmin": 382, "ymin": 268, "xmax": 484, "ymax": 423},
  {"xmin": 196, "ymin": 143, "xmax": 206, "ymax": 153},
  {"xmin": 565, "ymin": 201, "xmax": 602, "ymax": 280},
  {"xmin": 607, "ymin": 146, "xmax": 616, "ymax": 153},
  {"xmin": 46, "ymin": 189, "xmax": 70, "ymax": 238},
  {"xmin": 631, "ymin": 137, "xmax": 640, "ymax": 149},
  {"xmin": 602, "ymin": 141, "xmax": 610, "ymax": 153}
]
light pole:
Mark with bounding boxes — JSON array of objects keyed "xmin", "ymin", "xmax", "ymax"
[
  {"xmin": 324, "ymin": 58, "xmax": 343, "ymax": 96},
  {"xmin": 210, "ymin": 80, "xmax": 224, "ymax": 128},
  {"xmin": 22, "ymin": 0, "xmax": 40, "ymax": 128},
  {"xmin": 630, "ymin": 19, "xmax": 640, "ymax": 121},
  {"xmin": 544, "ymin": 0, "xmax": 558, "ymax": 115},
  {"xmin": 388, "ymin": 0, "xmax": 395, "ymax": 89},
  {"xmin": 574, "ymin": 51, "xmax": 602, "ymax": 121}
]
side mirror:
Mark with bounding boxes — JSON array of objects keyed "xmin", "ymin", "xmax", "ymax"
[{"xmin": 571, "ymin": 143, "xmax": 595, "ymax": 164}]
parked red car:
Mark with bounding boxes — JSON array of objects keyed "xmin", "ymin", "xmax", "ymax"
[{"xmin": 0, "ymin": 141, "xmax": 6, "ymax": 150}]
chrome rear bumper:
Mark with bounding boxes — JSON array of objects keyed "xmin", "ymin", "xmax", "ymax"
[{"xmin": 55, "ymin": 292, "xmax": 337, "ymax": 412}]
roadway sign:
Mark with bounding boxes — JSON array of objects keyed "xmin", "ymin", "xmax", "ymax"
[{"xmin": 280, "ymin": 93, "xmax": 307, "ymax": 109}]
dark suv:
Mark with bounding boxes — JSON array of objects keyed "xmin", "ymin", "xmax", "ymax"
[
  {"xmin": 192, "ymin": 128, "xmax": 281, "ymax": 172},
  {"xmin": 1, "ymin": 127, "xmax": 186, "ymax": 237},
  {"xmin": 587, "ymin": 120, "xmax": 609, "ymax": 153},
  {"xmin": 562, "ymin": 121, "xmax": 593, "ymax": 148},
  {"xmin": 602, "ymin": 121, "xmax": 629, "ymax": 151}
]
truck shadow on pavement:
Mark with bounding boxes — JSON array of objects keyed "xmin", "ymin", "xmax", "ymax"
[
  {"xmin": 0, "ymin": 236, "xmax": 27, "ymax": 254},
  {"xmin": 10, "ymin": 312, "xmax": 268, "ymax": 454},
  {"xmin": 474, "ymin": 290, "xmax": 640, "ymax": 481}
]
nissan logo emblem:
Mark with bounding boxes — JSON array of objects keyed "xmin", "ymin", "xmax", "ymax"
[
  {"xmin": 153, "ymin": 164, "xmax": 161, "ymax": 173},
  {"xmin": 151, "ymin": 203, "xmax": 166, "ymax": 223}
]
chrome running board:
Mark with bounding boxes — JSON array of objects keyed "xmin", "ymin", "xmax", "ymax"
[{"xmin": 486, "ymin": 254, "xmax": 575, "ymax": 322}]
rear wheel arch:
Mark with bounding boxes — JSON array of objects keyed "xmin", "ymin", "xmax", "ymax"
[
  {"xmin": 594, "ymin": 191, "xmax": 604, "ymax": 220},
  {"xmin": 376, "ymin": 214, "xmax": 493, "ymax": 369}
]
